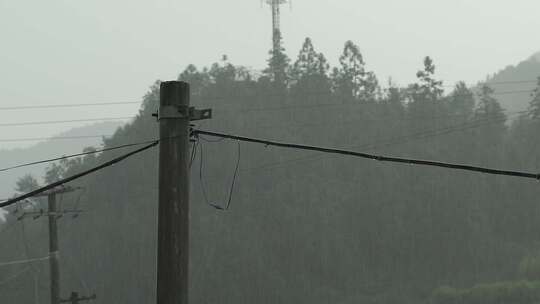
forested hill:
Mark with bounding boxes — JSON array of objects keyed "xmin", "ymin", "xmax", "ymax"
[
  {"xmin": 0, "ymin": 121, "xmax": 123, "ymax": 200},
  {"xmin": 1, "ymin": 38, "xmax": 540, "ymax": 304},
  {"xmin": 485, "ymin": 53, "xmax": 540, "ymax": 113}
]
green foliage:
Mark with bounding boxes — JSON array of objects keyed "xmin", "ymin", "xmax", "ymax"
[
  {"xmin": 6, "ymin": 38, "xmax": 540, "ymax": 304},
  {"xmin": 432, "ymin": 286, "xmax": 460, "ymax": 304},
  {"xmin": 332, "ymin": 40, "xmax": 379, "ymax": 101},
  {"xmin": 209, "ymin": 56, "xmax": 237, "ymax": 85},
  {"xmin": 473, "ymin": 84, "xmax": 507, "ymax": 145},
  {"xmin": 409, "ymin": 56, "xmax": 444, "ymax": 104},
  {"xmin": 264, "ymin": 30, "xmax": 290, "ymax": 89},
  {"xmin": 291, "ymin": 37, "xmax": 329, "ymax": 79},
  {"xmin": 449, "ymin": 82, "xmax": 475, "ymax": 120},
  {"xmin": 290, "ymin": 37, "xmax": 331, "ymax": 94},
  {"xmin": 432, "ymin": 281, "xmax": 540, "ymax": 304},
  {"xmin": 178, "ymin": 64, "xmax": 210, "ymax": 96},
  {"xmin": 475, "ymin": 84, "xmax": 505, "ymax": 122},
  {"xmin": 519, "ymin": 255, "xmax": 540, "ymax": 281},
  {"xmin": 44, "ymin": 160, "xmax": 67, "ymax": 183},
  {"xmin": 529, "ymin": 77, "xmax": 540, "ymax": 120},
  {"xmin": 15, "ymin": 174, "xmax": 39, "ymax": 193}
]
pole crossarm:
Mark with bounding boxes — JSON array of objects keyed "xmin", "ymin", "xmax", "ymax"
[{"xmin": 16, "ymin": 209, "xmax": 84, "ymax": 221}]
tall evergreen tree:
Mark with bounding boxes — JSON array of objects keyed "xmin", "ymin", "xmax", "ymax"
[
  {"xmin": 474, "ymin": 84, "xmax": 507, "ymax": 145},
  {"xmin": 449, "ymin": 81, "xmax": 475, "ymax": 120},
  {"xmin": 290, "ymin": 37, "xmax": 330, "ymax": 94},
  {"xmin": 475, "ymin": 84, "xmax": 506, "ymax": 122},
  {"xmin": 332, "ymin": 40, "xmax": 378, "ymax": 102},
  {"xmin": 409, "ymin": 56, "xmax": 443, "ymax": 104},
  {"xmin": 291, "ymin": 38, "xmax": 329, "ymax": 79},
  {"xmin": 407, "ymin": 56, "xmax": 445, "ymax": 133},
  {"xmin": 381, "ymin": 78, "xmax": 405, "ymax": 115}
]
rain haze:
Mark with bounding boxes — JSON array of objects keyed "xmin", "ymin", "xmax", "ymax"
[
  {"xmin": 1, "ymin": 0, "xmax": 540, "ymax": 148},
  {"xmin": 1, "ymin": 1, "xmax": 540, "ymax": 304}
]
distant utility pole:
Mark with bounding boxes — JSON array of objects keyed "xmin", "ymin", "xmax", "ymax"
[
  {"xmin": 47, "ymin": 189, "xmax": 63, "ymax": 304},
  {"xmin": 265, "ymin": 0, "xmax": 288, "ymax": 53},
  {"xmin": 17, "ymin": 186, "xmax": 94, "ymax": 304},
  {"xmin": 156, "ymin": 81, "xmax": 211, "ymax": 304}
]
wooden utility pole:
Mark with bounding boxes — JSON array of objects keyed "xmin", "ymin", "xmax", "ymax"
[
  {"xmin": 157, "ymin": 81, "xmax": 191, "ymax": 304},
  {"xmin": 48, "ymin": 191, "xmax": 60, "ymax": 304},
  {"xmin": 156, "ymin": 81, "xmax": 211, "ymax": 304},
  {"xmin": 18, "ymin": 186, "xmax": 92, "ymax": 304}
]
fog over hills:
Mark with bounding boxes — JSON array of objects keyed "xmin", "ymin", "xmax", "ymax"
[
  {"xmin": 530, "ymin": 51, "xmax": 540, "ymax": 63},
  {"xmin": 0, "ymin": 121, "xmax": 124, "ymax": 200},
  {"xmin": 484, "ymin": 51, "xmax": 540, "ymax": 114}
]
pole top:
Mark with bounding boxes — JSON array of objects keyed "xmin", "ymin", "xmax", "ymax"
[{"xmin": 160, "ymin": 81, "xmax": 190, "ymax": 106}]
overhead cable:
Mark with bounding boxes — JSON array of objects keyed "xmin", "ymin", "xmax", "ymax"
[
  {"xmin": 0, "ymin": 135, "xmax": 111, "ymax": 143},
  {"xmin": 0, "ymin": 256, "xmax": 50, "ymax": 268},
  {"xmin": 0, "ymin": 139, "xmax": 158, "ymax": 173},
  {"xmin": 0, "ymin": 101, "xmax": 140, "ymax": 111},
  {"xmin": 0, "ymin": 117, "xmax": 134, "ymax": 127},
  {"xmin": 192, "ymin": 129, "xmax": 540, "ymax": 181},
  {"xmin": 0, "ymin": 141, "xmax": 158, "ymax": 208}
]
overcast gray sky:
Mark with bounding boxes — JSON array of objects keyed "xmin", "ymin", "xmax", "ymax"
[{"xmin": 1, "ymin": 0, "xmax": 539, "ymax": 149}]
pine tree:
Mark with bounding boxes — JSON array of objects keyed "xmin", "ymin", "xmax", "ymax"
[
  {"xmin": 475, "ymin": 84, "xmax": 506, "ymax": 122},
  {"xmin": 409, "ymin": 56, "xmax": 443, "ymax": 104},
  {"xmin": 332, "ymin": 40, "xmax": 378, "ymax": 101},
  {"xmin": 474, "ymin": 84, "xmax": 507, "ymax": 144},
  {"xmin": 449, "ymin": 81, "xmax": 475, "ymax": 119},
  {"xmin": 290, "ymin": 37, "xmax": 330, "ymax": 94},
  {"xmin": 291, "ymin": 37, "xmax": 329, "ymax": 80},
  {"xmin": 383, "ymin": 79, "xmax": 405, "ymax": 115},
  {"xmin": 407, "ymin": 57, "xmax": 445, "ymax": 133}
]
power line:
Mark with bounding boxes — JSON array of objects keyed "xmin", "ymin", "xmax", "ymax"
[
  {"xmin": 0, "ymin": 101, "xmax": 140, "ymax": 111},
  {"xmin": 246, "ymin": 108, "xmax": 526, "ymax": 132},
  {"xmin": 0, "ymin": 117, "xmax": 134, "ymax": 127},
  {"xmin": 0, "ymin": 141, "xmax": 158, "ymax": 208},
  {"xmin": 192, "ymin": 129, "xmax": 540, "ymax": 181},
  {"xmin": 0, "ymin": 256, "xmax": 50, "ymax": 268},
  {"xmin": 0, "ymin": 135, "xmax": 112, "ymax": 143},
  {"xmin": 482, "ymin": 79, "xmax": 538, "ymax": 85},
  {"xmin": 0, "ymin": 89, "xmax": 534, "ymax": 126},
  {"xmin": 200, "ymin": 89, "xmax": 536, "ymax": 113},
  {"xmin": 441, "ymin": 79, "xmax": 538, "ymax": 88},
  {"xmin": 0, "ymin": 111, "xmax": 505, "ymax": 142},
  {"xmin": 0, "ymin": 107, "xmax": 519, "ymax": 177},
  {"xmin": 0, "ymin": 139, "xmax": 158, "ymax": 173},
  {"xmin": 202, "ymin": 111, "xmax": 517, "ymax": 175},
  {"xmin": 242, "ymin": 114, "xmax": 509, "ymax": 172},
  {"xmin": 0, "ymin": 79, "xmax": 535, "ymax": 112}
]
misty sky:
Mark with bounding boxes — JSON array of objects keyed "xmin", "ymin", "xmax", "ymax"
[{"xmin": 1, "ymin": 0, "xmax": 539, "ymax": 149}]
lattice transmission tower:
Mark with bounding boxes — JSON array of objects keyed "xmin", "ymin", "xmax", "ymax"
[{"xmin": 265, "ymin": 0, "xmax": 288, "ymax": 54}]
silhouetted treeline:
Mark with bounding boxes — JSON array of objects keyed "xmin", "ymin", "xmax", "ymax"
[{"xmin": 2, "ymin": 37, "xmax": 540, "ymax": 304}]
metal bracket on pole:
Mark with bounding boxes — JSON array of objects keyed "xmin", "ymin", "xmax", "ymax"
[
  {"xmin": 155, "ymin": 106, "xmax": 212, "ymax": 121},
  {"xmin": 189, "ymin": 108, "xmax": 212, "ymax": 121}
]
